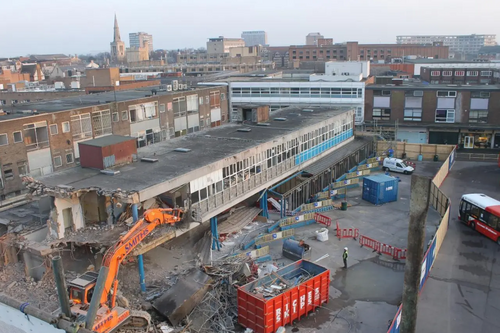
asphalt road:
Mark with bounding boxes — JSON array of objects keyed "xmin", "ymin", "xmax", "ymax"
[{"xmin": 417, "ymin": 161, "xmax": 500, "ymax": 333}]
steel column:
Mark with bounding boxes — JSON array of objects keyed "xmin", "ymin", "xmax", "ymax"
[
  {"xmin": 132, "ymin": 204, "xmax": 146, "ymax": 292},
  {"xmin": 211, "ymin": 216, "xmax": 220, "ymax": 250}
]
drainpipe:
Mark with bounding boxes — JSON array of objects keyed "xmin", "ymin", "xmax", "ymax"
[{"xmin": 132, "ymin": 204, "xmax": 147, "ymax": 292}]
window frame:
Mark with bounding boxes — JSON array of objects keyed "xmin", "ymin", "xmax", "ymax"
[
  {"xmin": 13, "ymin": 131, "xmax": 23, "ymax": 143},
  {"xmin": 112, "ymin": 112, "xmax": 119, "ymax": 122},
  {"xmin": 121, "ymin": 110, "xmax": 128, "ymax": 121},
  {"xmin": 62, "ymin": 121, "xmax": 70, "ymax": 133},
  {"xmin": 66, "ymin": 153, "xmax": 74, "ymax": 164},
  {"xmin": 49, "ymin": 124, "xmax": 58, "ymax": 135},
  {"xmin": 435, "ymin": 109, "xmax": 455, "ymax": 123},
  {"xmin": 403, "ymin": 109, "xmax": 422, "ymax": 122},
  {"xmin": 54, "ymin": 156, "xmax": 63, "ymax": 168},
  {"xmin": 0, "ymin": 133, "xmax": 8, "ymax": 146},
  {"xmin": 372, "ymin": 108, "xmax": 391, "ymax": 121}
]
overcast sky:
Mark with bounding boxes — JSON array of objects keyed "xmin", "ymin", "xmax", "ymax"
[{"xmin": 1, "ymin": 0, "xmax": 498, "ymax": 57}]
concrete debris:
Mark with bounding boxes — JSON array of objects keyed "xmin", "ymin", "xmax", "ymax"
[
  {"xmin": 22, "ymin": 176, "xmax": 138, "ymax": 200},
  {"xmin": 187, "ymin": 256, "xmax": 258, "ymax": 333}
]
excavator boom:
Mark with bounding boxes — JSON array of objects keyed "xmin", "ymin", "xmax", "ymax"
[{"xmin": 70, "ymin": 208, "xmax": 185, "ymax": 333}]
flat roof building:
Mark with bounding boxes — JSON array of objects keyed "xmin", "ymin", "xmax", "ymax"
[
  {"xmin": 30, "ymin": 106, "xmax": 357, "ymax": 239},
  {"xmin": 397, "ymin": 34, "xmax": 497, "ymax": 55}
]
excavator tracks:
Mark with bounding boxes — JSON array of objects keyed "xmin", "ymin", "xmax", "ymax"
[{"xmin": 122, "ymin": 310, "xmax": 152, "ymax": 331}]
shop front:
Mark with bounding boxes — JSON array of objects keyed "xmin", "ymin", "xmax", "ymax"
[
  {"xmin": 428, "ymin": 130, "xmax": 459, "ymax": 145},
  {"xmin": 459, "ymin": 130, "xmax": 494, "ymax": 149}
]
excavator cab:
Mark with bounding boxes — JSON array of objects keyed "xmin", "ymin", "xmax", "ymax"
[{"xmin": 68, "ymin": 271, "xmax": 99, "ymax": 305}]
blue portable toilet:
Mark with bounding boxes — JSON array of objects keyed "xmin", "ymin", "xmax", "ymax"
[{"xmin": 362, "ymin": 174, "xmax": 399, "ymax": 205}]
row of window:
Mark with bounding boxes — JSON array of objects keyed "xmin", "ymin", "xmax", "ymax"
[
  {"xmin": 190, "ymin": 117, "xmax": 353, "ymax": 204},
  {"xmin": 372, "ymin": 108, "xmax": 488, "ymax": 123},
  {"xmin": 374, "ymin": 90, "xmax": 491, "ymax": 98},
  {"xmin": 231, "ymin": 87, "xmax": 363, "ymax": 98},
  {"xmin": 430, "ymin": 70, "xmax": 493, "ymax": 77}
]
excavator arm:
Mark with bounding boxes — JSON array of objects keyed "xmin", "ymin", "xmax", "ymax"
[{"xmin": 96, "ymin": 208, "xmax": 185, "ymax": 307}]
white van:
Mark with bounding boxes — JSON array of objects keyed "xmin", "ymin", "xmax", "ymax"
[{"xmin": 382, "ymin": 158, "xmax": 414, "ymax": 174}]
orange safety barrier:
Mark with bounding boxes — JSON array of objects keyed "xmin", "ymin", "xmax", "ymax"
[
  {"xmin": 336, "ymin": 221, "xmax": 359, "ymax": 240},
  {"xmin": 359, "ymin": 235, "xmax": 381, "ymax": 252},
  {"xmin": 379, "ymin": 243, "xmax": 400, "ymax": 260},
  {"xmin": 394, "ymin": 248, "xmax": 407, "ymax": 260},
  {"xmin": 404, "ymin": 160, "xmax": 416, "ymax": 169},
  {"xmin": 314, "ymin": 213, "xmax": 332, "ymax": 227}
]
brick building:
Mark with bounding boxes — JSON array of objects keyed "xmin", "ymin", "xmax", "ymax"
[
  {"xmin": 364, "ymin": 83, "xmax": 500, "ymax": 149},
  {"xmin": 0, "ymin": 85, "xmax": 229, "ymax": 199},
  {"xmin": 289, "ymin": 42, "xmax": 449, "ymax": 63},
  {"xmin": 420, "ymin": 66, "xmax": 500, "ymax": 85}
]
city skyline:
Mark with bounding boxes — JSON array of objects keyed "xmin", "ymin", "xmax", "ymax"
[{"xmin": 0, "ymin": 0, "xmax": 499, "ymax": 57}]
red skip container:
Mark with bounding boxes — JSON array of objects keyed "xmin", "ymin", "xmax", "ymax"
[{"xmin": 237, "ymin": 260, "xmax": 330, "ymax": 333}]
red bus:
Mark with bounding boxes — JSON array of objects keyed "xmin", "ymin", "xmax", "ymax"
[{"xmin": 459, "ymin": 193, "xmax": 500, "ymax": 244}]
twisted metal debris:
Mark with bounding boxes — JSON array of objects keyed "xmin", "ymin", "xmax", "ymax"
[{"xmin": 187, "ymin": 256, "xmax": 252, "ymax": 333}]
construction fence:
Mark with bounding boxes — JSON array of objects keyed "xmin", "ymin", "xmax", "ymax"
[
  {"xmin": 376, "ymin": 141, "xmax": 455, "ymax": 161},
  {"xmin": 387, "ymin": 146, "xmax": 456, "ymax": 333}
]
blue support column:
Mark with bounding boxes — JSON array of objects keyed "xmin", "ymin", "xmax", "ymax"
[
  {"xmin": 259, "ymin": 190, "xmax": 269, "ymax": 219},
  {"xmin": 132, "ymin": 204, "xmax": 146, "ymax": 292},
  {"xmin": 211, "ymin": 216, "xmax": 220, "ymax": 251}
]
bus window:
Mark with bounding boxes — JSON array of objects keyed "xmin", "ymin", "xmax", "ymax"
[
  {"xmin": 489, "ymin": 215, "xmax": 499, "ymax": 230},
  {"xmin": 470, "ymin": 205, "xmax": 480, "ymax": 218}
]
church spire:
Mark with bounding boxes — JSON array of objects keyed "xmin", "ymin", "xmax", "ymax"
[{"xmin": 113, "ymin": 14, "xmax": 121, "ymax": 42}]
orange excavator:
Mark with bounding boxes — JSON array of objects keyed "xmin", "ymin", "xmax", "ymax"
[{"xmin": 67, "ymin": 208, "xmax": 185, "ymax": 333}]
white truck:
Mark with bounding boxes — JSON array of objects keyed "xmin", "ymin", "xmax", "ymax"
[{"xmin": 382, "ymin": 157, "xmax": 414, "ymax": 174}]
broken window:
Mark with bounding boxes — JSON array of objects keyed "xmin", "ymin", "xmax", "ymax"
[
  {"xmin": 23, "ymin": 121, "xmax": 49, "ymax": 150},
  {"xmin": 17, "ymin": 161, "xmax": 28, "ymax": 176},
  {"xmin": 71, "ymin": 113, "xmax": 92, "ymax": 140},
  {"xmin": 92, "ymin": 110, "xmax": 112, "ymax": 137},
  {"xmin": 3, "ymin": 165, "xmax": 13, "ymax": 180},
  {"xmin": 130, "ymin": 109, "xmax": 137, "ymax": 122}
]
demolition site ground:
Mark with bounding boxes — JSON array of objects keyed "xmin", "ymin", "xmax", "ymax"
[{"xmin": 0, "ymin": 161, "xmax": 443, "ymax": 333}]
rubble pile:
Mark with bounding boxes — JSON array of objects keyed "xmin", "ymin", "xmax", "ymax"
[
  {"xmin": 187, "ymin": 256, "xmax": 254, "ymax": 333},
  {"xmin": 0, "ymin": 263, "xmax": 59, "ymax": 313}
]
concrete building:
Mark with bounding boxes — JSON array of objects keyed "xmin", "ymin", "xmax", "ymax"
[
  {"xmin": 207, "ymin": 36, "xmax": 246, "ymax": 54},
  {"xmin": 309, "ymin": 61, "xmax": 370, "ymax": 82},
  {"xmin": 126, "ymin": 46, "xmax": 150, "ymax": 63},
  {"xmin": 290, "ymin": 42, "xmax": 450, "ymax": 64},
  {"xmin": 203, "ymin": 67, "xmax": 368, "ymax": 124},
  {"xmin": 29, "ymin": 106, "xmax": 356, "ymax": 239},
  {"xmin": 364, "ymin": 82, "xmax": 500, "ymax": 148},
  {"xmin": 110, "ymin": 14, "xmax": 126, "ymax": 63},
  {"xmin": 0, "ymin": 85, "xmax": 229, "ymax": 199},
  {"xmin": 129, "ymin": 32, "xmax": 154, "ymax": 52},
  {"xmin": 306, "ymin": 33, "xmax": 324, "ymax": 46},
  {"xmin": 397, "ymin": 34, "xmax": 497, "ymax": 55},
  {"xmin": 241, "ymin": 31, "xmax": 268, "ymax": 46}
]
